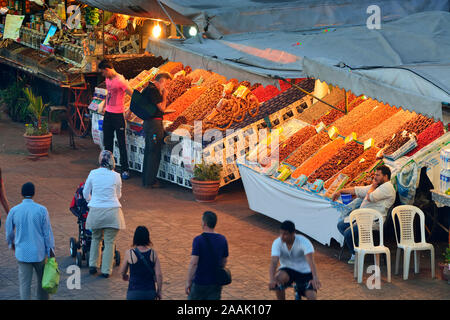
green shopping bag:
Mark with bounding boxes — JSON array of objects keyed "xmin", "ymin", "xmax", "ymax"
[{"xmin": 42, "ymin": 257, "xmax": 60, "ymax": 294}]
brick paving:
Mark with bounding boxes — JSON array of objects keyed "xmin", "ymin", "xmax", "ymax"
[{"xmin": 0, "ymin": 115, "xmax": 449, "ymax": 300}]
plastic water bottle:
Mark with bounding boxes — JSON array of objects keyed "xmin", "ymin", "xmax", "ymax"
[
  {"xmin": 440, "ymin": 147, "xmax": 450, "ymax": 170},
  {"xmin": 440, "ymin": 169, "xmax": 450, "ymax": 194},
  {"xmin": 152, "ymin": 134, "xmax": 157, "ymax": 144}
]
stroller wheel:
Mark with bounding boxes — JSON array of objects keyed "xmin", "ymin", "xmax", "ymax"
[
  {"xmin": 76, "ymin": 252, "xmax": 83, "ymax": 268},
  {"xmin": 115, "ymin": 250, "xmax": 121, "ymax": 266},
  {"xmin": 70, "ymin": 238, "xmax": 77, "ymax": 258}
]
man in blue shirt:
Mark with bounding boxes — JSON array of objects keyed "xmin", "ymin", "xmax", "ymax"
[
  {"xmin": 185, "ymin": 211, "xmax": 229, "ymax": 300},
  {"xmin": 5, "ymin": 182, "xmax": 55, "ymax": 300}
]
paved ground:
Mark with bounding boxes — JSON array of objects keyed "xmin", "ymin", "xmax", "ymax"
[{"xmin": 0, "ymin": 113, "xmax": 449, "ymax": 300}]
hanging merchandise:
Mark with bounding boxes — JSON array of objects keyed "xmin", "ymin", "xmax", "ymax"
[{"xmin": 396, "ymin": 160, "xmax": 419, "ymax": 205}]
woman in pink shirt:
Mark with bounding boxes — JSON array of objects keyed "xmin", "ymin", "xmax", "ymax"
[{"xmin": 98, "ymin": 60, "xmax": 133, "ymax": 180}]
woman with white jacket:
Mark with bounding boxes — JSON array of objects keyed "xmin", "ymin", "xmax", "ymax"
[{"xmin": 83, "ymin": 150, "xmax": 126, "ymax": 278}]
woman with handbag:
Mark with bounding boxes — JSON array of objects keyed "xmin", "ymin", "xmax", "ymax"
[{"xmin": 120, "ymin": 226, "xmax": 163, "ymax": 300}]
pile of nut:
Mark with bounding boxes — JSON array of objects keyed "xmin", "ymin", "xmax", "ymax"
[
  {"xmin": 277, "ymin": 126, "xmax": 317, "ymax": 162},
  {"xmin": 347, "ymin": 171, "xmax": 375, "ymax": 187},
  {"xmin": 325, "ymin": 147, "xmax": 380, "ymax": 189},
  {"xmin": 166, "ymin": 76, "xmax": 192, "ymax": 106},
  {"xmin": 166, "ymin": 116, "xmax": 187, "ymax": 132},
  {"xmin": 285, "ymin": 131, "xmax": 330, "ymax": 167},
  {"xmin": 179, "ymin": 83, "xmax": 224, "ymax": 124},
  {"xmin": 308, "ymin": 141, "xmax": 364, "ymax": 182},
  {"xmin": 381, "ymin": 114, "xmax": 434, "ymax": 152}
]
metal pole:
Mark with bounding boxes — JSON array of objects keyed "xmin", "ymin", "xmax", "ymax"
[
  {"xmin": 276, "ymin": 76, "xmax": 346, "ymax": 115},
  {"xmin": 345, "ymin": 90, "xmax": 348, "ymax": 114},
  {"xmin": 157, "ymin": 0, "xmax": 185, "ymax": 39}
]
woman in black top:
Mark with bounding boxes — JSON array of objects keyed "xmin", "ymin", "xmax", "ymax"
[{"xmin": 120, "ymin": 226, "xmax": 163, "ymax": 300}]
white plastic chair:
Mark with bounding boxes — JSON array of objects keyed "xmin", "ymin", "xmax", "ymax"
[
  {"xmin": 392, "ymin": 205, "xmax": 435, "ymax": 280},
  {"xmin": 349, "ymin": 208, "xmax": 391, "ymax": 284}
]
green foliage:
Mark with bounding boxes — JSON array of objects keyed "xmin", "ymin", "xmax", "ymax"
[
  {"xmin": 23, "ymin": 88, "xmax": 50, "ymax": 136},
  {"xmin": 0, "ymin": 80, "xmax": 31, "ymax": 123},
  {"xmin": 193, "ymin": 161, "xmax": 222, "ymax": 181},
  {"xmin": 444, "ymin": 246, "xmax": 450, "ymax": 265}
]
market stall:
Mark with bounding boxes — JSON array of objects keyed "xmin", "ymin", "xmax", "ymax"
[
  {"xmin": 237, "ymin": 85, "xmax": 449, "ymax": 245},
  {"xmin": 89, "ymin": 59, "xmax": 320, "ymax": 188}
]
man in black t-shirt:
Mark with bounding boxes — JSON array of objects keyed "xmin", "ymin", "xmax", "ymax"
[{"xmin": 141, "ymin": 73, "xmax": 171, "ymax": 188}]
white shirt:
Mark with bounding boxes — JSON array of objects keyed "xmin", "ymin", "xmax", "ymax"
[
  {"xmin": 271, "ymin": 235, "xmax": 314, "ymax": 274},
  {"xmin": 83, "ymin": 167, "xmax": 122, "ymax": 208},
  {"xmin": 355, "ymin": 181, "xmax": 396, "ymax": 221}
]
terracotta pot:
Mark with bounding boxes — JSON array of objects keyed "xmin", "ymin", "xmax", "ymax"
[
  {"xmin": 190, "ymin": 178, "xmax": 220, "ymax": 203},
  {"xmin": 24, "ymin": 133, "xmax": 52, "ymax": 157}
]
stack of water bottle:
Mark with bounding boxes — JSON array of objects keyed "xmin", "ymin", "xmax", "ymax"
[{"xmin": 440, "ymin": 147, "xmax": 450, "ymax": 195}]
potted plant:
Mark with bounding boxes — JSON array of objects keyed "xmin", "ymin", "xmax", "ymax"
[
  {"xmin": 190, "ymin": 161, "xmax": 223, "ymax": 202},
  {"xmin": 439, "ymin": 246, "xmax": 450, "ymax": 283},
  {"xmin": 23, "ymin": 88, "xmax": 52, "ymax": 157}
]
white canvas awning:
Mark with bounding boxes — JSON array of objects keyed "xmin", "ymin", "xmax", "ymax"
[{"xmin": 147, "ymin": 11, "xmax": 450, "ymax": 120}]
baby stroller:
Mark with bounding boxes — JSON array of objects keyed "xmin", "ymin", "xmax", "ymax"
[{"xmin": 69, "ymin": 182, "xmax": 120, "ymax": 268}]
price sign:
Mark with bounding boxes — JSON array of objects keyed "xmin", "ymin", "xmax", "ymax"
[
  {"xmin": 328, "ymin": 126, "xmax": 339, "ymax": 140},
  {"xmin": 315, "ymin": 122, "xmax": 326, "ymax": 133},
  {"xmin": 3, "ymin": 14, "xmax": 24, "ymax": 40},
  {"xmin": 345, "ymin": 132, "xmax": 357, "ymax": 144},
  {"xmin": 364, "ymin": 138, "xmax": 374, "ymax": 150}
]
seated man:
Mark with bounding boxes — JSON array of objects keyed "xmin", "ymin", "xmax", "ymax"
[{"xmin": 333, "ymin": 165, "xmax": 396, "ymax": 264}]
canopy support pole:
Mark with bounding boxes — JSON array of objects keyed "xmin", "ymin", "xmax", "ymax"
[
  {"xmin": 157, "ymin": 0, "xmax": 186, "ymax": 39},
  {"xmin": 276, "ymin": 76, "xmax": 346, "ymax": 115},
  {"xmin": 345, "ymin": 90, "xmax": 348, "ymax": 114}
]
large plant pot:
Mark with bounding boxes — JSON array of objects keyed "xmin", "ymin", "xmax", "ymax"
[
  {"xmin": 24, "ymin": 133, "xmax": 52, "ymax": 157},
  {"xmin": 191, "ymin": 179, "xmax": 220, "ymax": 203}
]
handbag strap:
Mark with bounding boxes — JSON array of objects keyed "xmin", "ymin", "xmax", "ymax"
[
  {"xmin": 201, "ymin": 233, "xmax": 221, "ymax": 270},
  {"xmin": 133, "ymin": 248, "xmax": 155, "ymax": 279}
]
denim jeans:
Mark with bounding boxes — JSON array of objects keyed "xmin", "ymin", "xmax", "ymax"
[{"xmin": 337, "ymin": 220, "xmax": 359, "ymax": 255}]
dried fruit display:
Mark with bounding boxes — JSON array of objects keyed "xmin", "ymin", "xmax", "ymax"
[
  {"xmin": 347, "ymin": 171, "xmax": 375, "ymax": 188},
  {"xmin": 186, "ymin": 69, "xmax": 214, "ymax": 84},
  {"xmin": 166, "ymin": 116, "xmax": 187, "ymax": 132},
  {"xmin": 340, "ymin": 103, "xmax": 399, "ymax": 137},
  {"xmin": 285, "ymin": 131, "xmax": 331, "ymax": 167},
  {"xmin": 109, "ymin": 56, "xmax": 166, "ymax": 79},
  {"xmin": 311, "ymin": 95, "xmax": 365, "ymax": 127},
  {"xmin": 308, "ymin": 141, "xmax": 364, "ymax": 182},
  {"xmin": 158, "ymin": 61, "xmax": 184, "ymax": 75},
  {"xmin": 202, "ymin": 93, "xmax": 260, "ymax": 131},
  {"xmin": 250, "ymin": 83, "xmax": 262, "ymax": 91},
  {"xmin": 324, "ymin": 147, "xmax": 380, "ymax": 189},
  {"xmin": 291, "ymin": 138, "xmax": 345, "ymax": 178},
  {"xmin": 202, "ymin": 73, "xmax": 227, "ymax": 87},
  {"xmin": 252, "ymin": 85, "xmax": 281, "ymax": 103},
  {"xmin": 179, "ymin": 83, "xmax": 223, "ymax": 125},
  {"xmin": 276, "ymin": 126, "xmax": 317, "ymax": 161},
  {"xmin": 360, "ymin": 110, "xmax": 416, "ymax": 147},
  {"xmin": 164, "ymin": 86, "xmax": 207, "ymax": 122},
  {"xmin": 183, "ymin": 65, "xmax": 192, "ymax": 74},
  {"xmin": 239, "ymin": 81, "xmax": 251, "ymax": 88},
  {"xmin": 380, "ymin": 114, "xmax": 435, "ymax": 150},
  {"xmin": 230, "ymin": 79, "xmax": 315, "ymax": 130},
  {"xmin": 297, "ymin": 88, "xmax": 345, "ymax": 124},
  {"xmin": 166, "ymin": 75, "xmax": 192, "ymax": 106},
  {"xmin": 331, "ymin": 99, "xmax": 378, "ymax": 133},
  {"xmin": 406, "ymin": 121, "xmax": 444, "ymax": 156}
]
